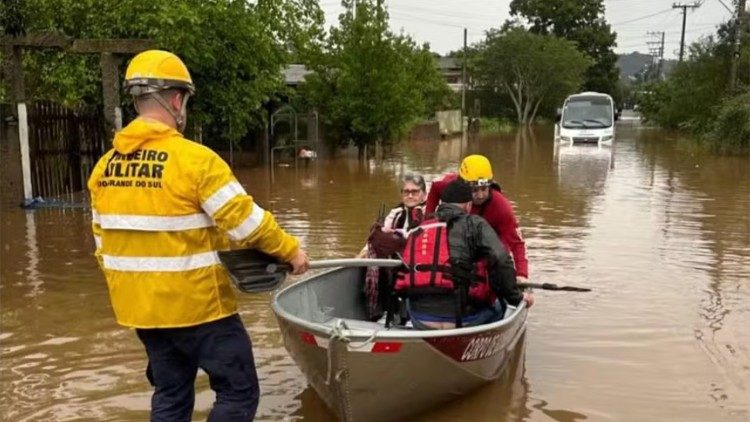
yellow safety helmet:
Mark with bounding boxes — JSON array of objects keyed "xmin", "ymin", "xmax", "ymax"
[
  {"xmin": 124, "ymin": 50, "xmax": 195, "ymax": 96},
  {"xmin": 459, "ymin": 154, "xmax": 493, "ymax": 186}
]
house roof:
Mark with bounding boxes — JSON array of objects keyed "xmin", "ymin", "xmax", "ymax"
[{"xmin": 436, "ymin": 57, "xmax": 460, "ymax": 71}]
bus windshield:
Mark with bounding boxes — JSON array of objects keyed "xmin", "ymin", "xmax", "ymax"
[{"xmin": 562, "ymin": 97, "xmax": 613, "ymax": 129}]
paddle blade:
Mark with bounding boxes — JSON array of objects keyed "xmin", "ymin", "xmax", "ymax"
[
  {"xmin": 556, "ymin": 286, "xmax": 592, "ymax": 292},
  {"xmin": 517, "ymin": 282, "xmax": 592, "ymax": 292},
  {"xmin": 217, "ymin": 249, "xmax": 290, "ymax": 293}
]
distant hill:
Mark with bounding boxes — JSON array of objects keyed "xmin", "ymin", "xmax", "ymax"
[
  {"xmin": 617, "ymin": 52, "xmax": 676, "ymax": 81},
  {"xmin": 617, "ymin": 52, "xmax": 652, "ymax": 79}
]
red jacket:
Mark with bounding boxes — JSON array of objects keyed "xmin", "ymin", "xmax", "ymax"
[{"xmin": 426, "ymin": 173, "xmax": 528, "ymax": 278}]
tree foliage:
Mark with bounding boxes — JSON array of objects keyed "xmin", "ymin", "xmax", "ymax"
[
  {"xmin": 2, "ymin": 0, "xmax": 325, "ymax": 145},
  {"xmin": 302, "ymin": 0, "xmax": 453, "ymax": 153},
  {"xmin": 708, "ymin": 92, "xmax": 750, "ymax": 154},
  {"xmin": 473, "ymin": 28, "xmax": 591, "ymax": 124},
  {"xmin": 509, "ymin": 0, "xmax": 619, "ymax": 100},
  {"xmin": 637, "ymin": 29, "xmax": 749, "ymax": 154},
  {"xmin": 637, "ymin": 37, "xmax": 731, "ymax": 133}
]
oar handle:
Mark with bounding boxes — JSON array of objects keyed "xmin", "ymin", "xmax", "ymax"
[
  {"xmin": 267, "ymin": 258, "xmax": 404, "ymax": 272},
  {"xmin": 309, "ymin": 258, "xmax": 404, "ymax": 269}
]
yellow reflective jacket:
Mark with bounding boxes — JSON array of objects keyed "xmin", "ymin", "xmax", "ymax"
[{"xmin": 88, "ymin": 118, "xmax": 299, "ymax": 328}]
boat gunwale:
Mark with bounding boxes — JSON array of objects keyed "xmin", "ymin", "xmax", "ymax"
[{"xmin": 271, "ymin": 267, "xmax": 528, "ymax": 340}]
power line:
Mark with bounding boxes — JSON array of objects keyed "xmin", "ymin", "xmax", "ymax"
[
  {"xmin": 387, "ymin": 4, "xmax": 506, "ymax": 23},
  {"xmin": 617, "ymin": 23, "xmax": 718, "ymax": 32},
  {"xmin": 388, "ymin": 10, "xmax": 483, "ymax": 29},
  {"xmin": 715, "ymin": 0, "xmax": 733, "ymax": 13},
  {"xmin": 611, "ymin": 8, "xmax": 674, "ymax": 25}
]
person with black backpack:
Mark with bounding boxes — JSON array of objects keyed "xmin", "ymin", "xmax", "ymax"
[{"xmin": 395, "ymin": 179, "xmax": 534, "ymax": 329}]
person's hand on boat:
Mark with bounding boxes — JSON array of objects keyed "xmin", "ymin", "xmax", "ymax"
[
  {"xmin": 517, "ymin": 277, "xmax": 534, "ymax": 308},
  {"xmin": 289, "ymin": 249, "xmax": 310, "ymax": 275},
  {"xmin": 522, "ymin": 291, "xmax": 535, "ymax": 308}
]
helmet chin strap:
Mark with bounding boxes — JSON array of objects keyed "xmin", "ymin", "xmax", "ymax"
[{"xmin": 149, "ymin": 91, "xmax": 190, "ymax": 133}]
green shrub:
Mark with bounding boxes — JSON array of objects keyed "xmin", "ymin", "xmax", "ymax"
[
  {"xmin": 707, "ymin": 92, "xmax": 750, "ymax": 154},
  {"xmin": 479, "ymin": 117, "xmax": 515, "ymax": 134}
]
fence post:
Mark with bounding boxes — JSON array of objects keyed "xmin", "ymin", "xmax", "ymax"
[
  {"xmin": 100, "ymin": 52, "xmax": 122, "ymax": 137},
  {"xmin": 262, "ymin": 111, "xmax": 270, "ymax": 165},
  {"xmin": 18, "ymin": 102, "xmax": 33, "ymax": 201},
  {"xmin": 69, "ymin": 106, "xmax": 83, "ymax": 191}
]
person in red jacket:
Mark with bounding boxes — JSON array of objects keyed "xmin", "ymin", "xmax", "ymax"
[{"xmin": 425, "ymin": 154, "xmax": 528, "ymax": 281}]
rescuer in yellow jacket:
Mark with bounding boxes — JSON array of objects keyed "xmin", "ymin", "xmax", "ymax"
[{"xmin": 88, "ymin": 50, "xmax": 309, "ymax": 422}]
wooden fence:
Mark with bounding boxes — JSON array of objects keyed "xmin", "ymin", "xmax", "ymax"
[{"xmin": 26, "ymin": 102, "xmax": 107, "ymax": 198}]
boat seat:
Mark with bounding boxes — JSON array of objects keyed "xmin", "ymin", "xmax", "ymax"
[
  {"xmin": 322, "ymin": 318, "xmax": 384, "ymax": 330},
  {"xmin": 315, "ymin": 306, "xmax": 519, "ymax": 331},
  {"xmin": 319, "ymin": 317, "xmax": 415, "ymax": 332}
]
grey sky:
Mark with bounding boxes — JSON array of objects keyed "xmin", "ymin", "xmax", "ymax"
[{"xmin": 319, "ymin": 0, "xmax": 735, "ymax": 59}]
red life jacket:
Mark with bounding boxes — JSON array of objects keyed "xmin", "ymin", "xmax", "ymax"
[{"xmin": 394, "ymin": 218, "xmax": 495, "ymax": 305}]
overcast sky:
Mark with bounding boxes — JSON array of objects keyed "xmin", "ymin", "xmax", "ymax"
[{"xmin": 318, "ymin": 0, "xmax": 736, "ymax": 59}]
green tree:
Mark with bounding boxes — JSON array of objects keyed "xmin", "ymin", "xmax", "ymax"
[
  {"xmin": 637, "ymin": 36, "xmax": 733, "ymax": 133},
  {"xmin": 473, "ymin": 28, "xmax": 591, "ymax": 124},
  {"xmin": 408, "ymin": 45, "xmax": 457, "ymax": 116},
  {"xmin": 3, "ymin": 0, "xmax": 324, "ymax": 146},
  {"xmin": 708, "ymin": 92, "xmax": 750, "ymax": 154},
  {"xmin": 303, "ymin": 0, "xmax": 451, "ymax": 156},
  {"xmin": 637, "ymin": 29, "xmax": 749, "ymax": 154},
  {"xmin": 509, "ymin": 0, "xmax": 619, "ymax": 100}
]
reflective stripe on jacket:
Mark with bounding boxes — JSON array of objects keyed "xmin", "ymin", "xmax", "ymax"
[{"xmin": 88, "ymin": 118, "xmax": 299, "ymax": 328}]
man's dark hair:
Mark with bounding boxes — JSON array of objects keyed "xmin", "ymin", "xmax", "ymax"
[{"xmin": 441, "ymin": 179, "xmax": 473, "ymax": 203}]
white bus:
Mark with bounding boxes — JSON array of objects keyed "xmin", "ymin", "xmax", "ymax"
[{"xmin": 555, "ymin": 92, "xmax": 617, "ymax": 145}]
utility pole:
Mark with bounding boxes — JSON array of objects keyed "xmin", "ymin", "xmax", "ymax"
[
  {"xmin": 647, "ymin": 31, "xmax": 666, "ymax": 80},
  {"xmin": 461, "ymin": 27, "xmax": 467, "ymax": 134},
  {"xmin": 729, "ymin": 0, "xmax": 747, "ymax": 92},
  {"xmin": 673, "ymin": 2, "xmax": 701, "ymax": 62},
  {"xmin": 659, "ymin": 31, "xmax": 665, "ymax": 77}
]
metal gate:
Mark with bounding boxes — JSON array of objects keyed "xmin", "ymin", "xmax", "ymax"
[{"xmin": 26, "ymin": 102, "xmax": 107, "ymax": 198}]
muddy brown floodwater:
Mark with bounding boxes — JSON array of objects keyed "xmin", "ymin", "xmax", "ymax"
[{"xmin": 2, "ymin": 122, "xmax": 749, "ymax": 421}]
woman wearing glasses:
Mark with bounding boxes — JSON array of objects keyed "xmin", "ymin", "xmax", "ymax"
[
  {"xmin": 361, "ymin": 173, "xmax": 427, "ymax": 321},
  {"xmin": 382, "ymin": 173, "xmax": 427, "ymax": 234},
  {"xmin": 360, "ymin": 173, "xmax": 427, "ymax": 257}
]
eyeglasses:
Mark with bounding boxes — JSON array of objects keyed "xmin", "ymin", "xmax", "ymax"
[{"xmin": 401, "ymin": 189, "xmax": 422, "ymax": 196}]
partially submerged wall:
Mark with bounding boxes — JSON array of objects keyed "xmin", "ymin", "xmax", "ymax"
[{"xmin": 436, "ymin": 110, "xmax": 462, "ymax": 135}]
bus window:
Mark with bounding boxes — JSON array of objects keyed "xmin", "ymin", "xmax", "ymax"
[{"xmin": 562, "ymin": 97, "xmax": 613, "ymax": 128}]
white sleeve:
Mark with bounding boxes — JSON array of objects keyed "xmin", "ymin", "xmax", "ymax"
[{"xmin": 383, "ymin": 207, "xmax": 402, "ymax": 230}]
